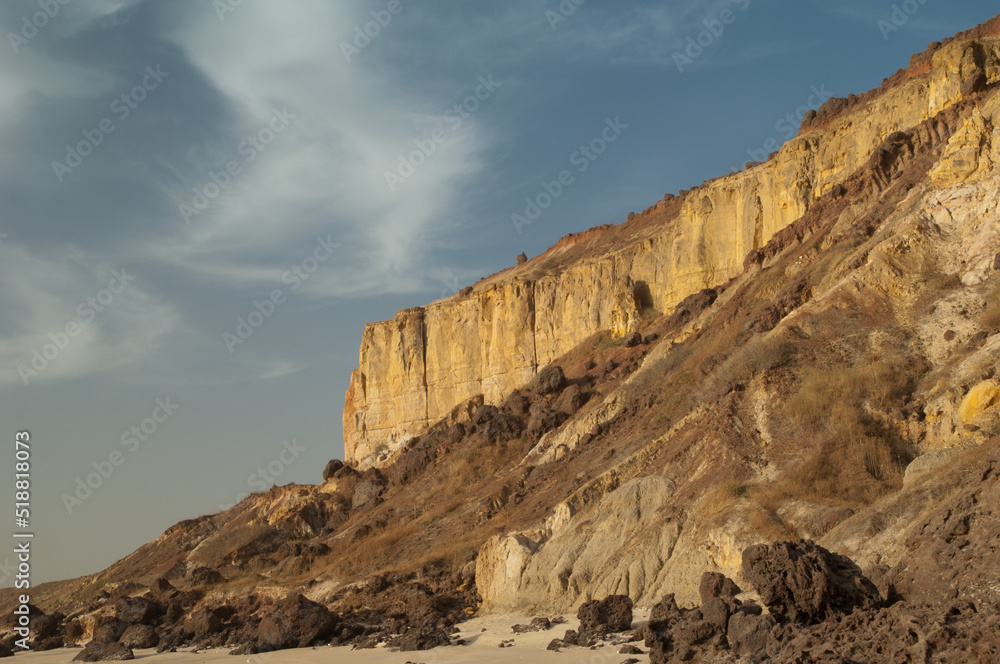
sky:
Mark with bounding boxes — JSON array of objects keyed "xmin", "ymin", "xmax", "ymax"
[{"xmin": 0, "ymin": 0, "xmax": 996, "ymax": 585}]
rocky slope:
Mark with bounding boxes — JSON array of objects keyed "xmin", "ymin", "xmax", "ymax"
[{"xmin": 4, "ymin": 15, "xmax": 1000, "ymax": 663}]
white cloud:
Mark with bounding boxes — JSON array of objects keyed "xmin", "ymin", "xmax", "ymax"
[
  {"xmin": 0, "ymin": 243, "xmax": 182, "ymax": 387},
  {"xmin": 150, "ymin": 0, "xmax": 492, "ymax": 298}
]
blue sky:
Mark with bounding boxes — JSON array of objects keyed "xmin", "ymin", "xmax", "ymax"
[{"xmin": 0, "ymin": 0, "xmax": 996, "ymax": 584}]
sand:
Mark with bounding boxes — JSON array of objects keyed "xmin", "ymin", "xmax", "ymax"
[{"xmin": 8, "ymin": 612, "xmax": 652, "ymax": 664}]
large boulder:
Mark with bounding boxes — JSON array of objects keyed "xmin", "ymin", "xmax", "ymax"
[
  {"xmin": 699, "ymin": 572, "xmax": 742, "ymax": 604},
  {"xmin": 115, "ymin": 596, "xmax": 163, "ymax": 625},
  {"xmin": 119, "ymin": 625, "xmax": 159, "ymax": 649},
  {"xmin": 578, "ymin": 595, "xmax": 633, "ymax": 639},
  {"xmin": 187, "ymin": 567, "xmax": 224, "ymax": 586},
  {"xmin": 533, "ymin": 366, "xmax": 565, "ymax": 395},
  {"xmin": 322, "ymin": 459, "xmax": 344, "ymax": 481},
  {"xmin": 0, "ymin": 644, "xmax": 12, "ymax": 658},
  {"xmin": 184, "ymin": 607, "xmax": 223, "ymax": 639},
  {"xmin": 741, "ymin": 540, "xmax": 880, "ymax": 624},
  {"xmin": 92, "ymin": 617, "xmax": 129, "ymax": 644},
  {"xmin": 73, "ymin": 643, "xmax": 134, "ymax": 661},
  {"xmin": 257, "ymin": 595, "xmax": 338, "ymax": 650}
]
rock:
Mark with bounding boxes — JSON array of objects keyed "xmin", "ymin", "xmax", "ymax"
[
  {"xmin": 619, "ymin": 643, "xmax": 643, "ymax": 654},
  {"xmin": 546, "ymin": 638, "xmax": 565, "ymax": 651},
  {"xmin": 392, "ymin": 626, "xmax": 452, "ymax": 651},
  {"xmin": 527, "ymin": 405, "xmax": 568, "ymax": 438},
  {"xmin": 119, "ymin": 625, "xmax": 159, "ymax": 649},
  {"xmin": 554, "ymin": 384, "xmax": 589, "ymax": 415},
  {"xmin": 698, "ymin": 572, "xmax": 742, "ymax": 604},
  {"xmin": 92, "ymin": 617, "xmax": 129, "ymax": 644},
  {"xmin": 352, "ymin": 469, "xmax": 388, "ymax": 509},
  {"xmin": 583, "ymin": 359, "xmax": 597, "ymax": 371},
  {"xmin": 0, "ymin": 644, "xmax": 11, "ymax": 658},
  {"xmin": 516, "ymin": 252, "xmax": 528, "ymax": 265},
  {"xmin": 962, "ymin": 71, "xmax": 987, "ymax": 97},
  {"xmin": 533, "ymin": 366, "xmax": 566, "ymax": 395},
  {"xmin": 257, "ymin": 594, "xmax": 338, "ymax": 650},
  {"xmin": 511, "ymin": 617, "xmax": 550, "ymax": 633},
  {"xmin": 741, "ymin": 540, "xmax": 880, "ymax": 624},
  {"xmin": 322, "ymin": 459, "xmax": 344, "ymax": 480},
  {"xmin": 31, "ymin": 637, "xmax": 64, "ymax": 652},
  {"xmin": 388, "ymin": 447, "xmax": 432, "ymax": 486},
  {"xmin": 73, "ymin": 643, "xmax": 134, "ymax": 662},
  {"xmin": 187, "ymin": 567, "xmax": 223, "ymax": 586},
  {"xmin": 115, "ymin": 596, "xmax": 162, "ymax": 625},
  {"xmin": 228, "ymin": 643, "xmax": 272, "ymax": 656},
  {"xmin": 602, "ymin": 360, "xmax": 617, "ymax": 374},
  {"xmin": 727, "ymin": 608, "xmax": 774, "ymax": 659},
  {"xmin": 65, "ymin": 619, "xmax": 85, "ymax": 644},
  {"xmin": 578, "ymin": 595, "xmax": 633, "ymax": 638},
  {"xmin": 623, "ymin": 331, "xmax": 642, "ymax": 348},
  {"xmin": 185, "ymin": 607, "xmax": 222, "ymax": 639},
  {"xmin": 29, "ymin": 614, "xmax": 60, "ymax": 641}
]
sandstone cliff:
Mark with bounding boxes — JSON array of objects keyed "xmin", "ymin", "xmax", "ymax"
[{"xmin": 344, "ymin": 37, "xmax": 1000, "ymax": 467}]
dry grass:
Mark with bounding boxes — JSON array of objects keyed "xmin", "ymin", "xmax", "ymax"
[
  {"xmin": 762, "ymin": 355, "xmax": 914, "ymax": 507},
  {"xmin": 703, "ymin": 334, "xmax": 793, "ymax": 398}
]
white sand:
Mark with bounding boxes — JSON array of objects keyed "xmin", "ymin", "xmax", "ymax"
[{"xmin": 9, "ymin": 612, "xmax": 651, "ymax": 664}]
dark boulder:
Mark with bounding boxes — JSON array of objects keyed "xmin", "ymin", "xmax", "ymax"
[
  {"xmin": 115, "ymin": 596, "xmax": 162, "ymax": 625},
  {"xmin": 0, "ymin": 644, "xmax": 12, "ymax": 658},
  {"xmin": 29, "ymin": 614, "xmax": 61, "ymax": 641},
  {"xmin": 741, "ymin": 539, "xmax": 880, "ymax": 625},
  {"xmin": 119, "ymin": 625, "xmax": 159, "ymax": 649},
  {"xmin": 185, "ymin": 607, "xmax": 223, "ymax": 639},
  {"xmin": 533, "ymin": 366, "xmax": 565, "ymax": 395},
  {"xmin": 727, "ymin": 607, "xmax": 775, "ymax": 659},
  {"xmin": 73, "ymin": 643, "xmax": 134, "ymax": 662},
  {"xmin": 527, "ymin": 405, "xmax": 568, "ymax": 438},
  {"xmin": 698, "ymin": 571, "xmax": 742, "ymax": 604},
  {"xmin": 554, "ymin": 384, "xmax": 589, "ymax": 415},
  {"xmin": 385, "ymin": 626, "xmax": 451, "ymax": 651},
  {"xmin": 257, "ymin": 594, "xmax": 338, "ymax": 650},
  {"xmin": 322, "ymin": 459, "xmax": 344, "ymax": 481},
  {"xmin": 188, "ymin": 567, "xmax": 224, "ymax": 586},
  {"xmin": 92, "ymin": 617, "xmax": 128, "ymax": 644},
  {"xmin": 578, "ymin": 595, "xmax": 633, "ymax": 638}
]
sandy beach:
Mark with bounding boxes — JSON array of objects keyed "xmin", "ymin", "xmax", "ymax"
[{"xmin": 8, "ymin": 612, "xmax": 651, "ymax": 664}]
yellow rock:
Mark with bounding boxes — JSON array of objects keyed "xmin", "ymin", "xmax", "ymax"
[{"xmin": 959, "ymin": 380, "xmax": 1000, "ymax": 422}]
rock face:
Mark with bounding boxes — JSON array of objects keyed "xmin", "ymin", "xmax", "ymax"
[
  {"xmin": 344, "ymin": 36, "xmax": 1000, "ymax": 467},
  {"xmin": 73, "ymin": 643, "xmax": 134, "ymax": 662},
  {"xmin": 741, "ymin": 540, "xmax": 881, "ymax": 624}
]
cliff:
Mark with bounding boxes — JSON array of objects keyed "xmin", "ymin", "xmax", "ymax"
[{"xmin": 344, "ymin": 36, "xmax": 1000, "ymax": 467}]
